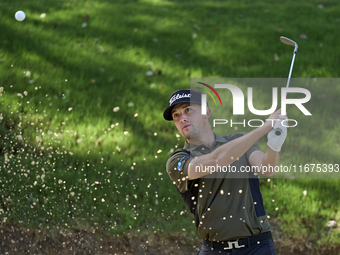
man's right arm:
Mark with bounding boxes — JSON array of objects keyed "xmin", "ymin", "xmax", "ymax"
[
  {"xmin": 188, "ymin": 110, "xmax": 282, "ymax": 180},
  {"xmin": 188, "ymin": 126, "xmax": 269, "ymax": 179},
  {"xmin": 166, "ymin": 150, "xmax": 193, "ymax": 193}
]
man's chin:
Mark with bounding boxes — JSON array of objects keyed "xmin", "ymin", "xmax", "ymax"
[{"xmin": 181, "ymin": 130, "xmax": 190, "ymax": 139}]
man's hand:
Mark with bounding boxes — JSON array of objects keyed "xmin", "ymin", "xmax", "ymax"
[{"xmin": 267, "ymin": 115, "xmax": 288, "ymax": 152}]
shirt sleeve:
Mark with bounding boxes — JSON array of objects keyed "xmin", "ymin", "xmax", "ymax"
[
  {"xmin": 166, "ymin": 150, "xmax": 193, "ymax": 193},
  {"xmin": 245, "ymin": 140, "xmax": 261, "ymax": 164},
  {"xmin": 229, "ymin": 132, "xmax": 261, "ymax": 164}
]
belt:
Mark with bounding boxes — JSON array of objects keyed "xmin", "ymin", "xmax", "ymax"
[{"xmin": 203, "ymin": 231, "xmax": 272, "ymax": 250}]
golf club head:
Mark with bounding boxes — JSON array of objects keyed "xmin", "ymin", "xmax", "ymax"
[{"xmin": 280, "ymin": 36, "xmax": 298, "ymax": 50}]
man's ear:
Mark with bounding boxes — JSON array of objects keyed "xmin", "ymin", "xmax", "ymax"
[{"xmin": 205, "ymin": 106, "xmax": 211, "ymax": 119}]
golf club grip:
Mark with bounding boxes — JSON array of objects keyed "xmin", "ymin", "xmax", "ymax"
[{"xmin": 275, "ymin": 128, "xmax": 282, "ymax": 136}]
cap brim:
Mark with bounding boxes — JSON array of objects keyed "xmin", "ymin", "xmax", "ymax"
[
  {"xmin": 163, "ymin": 105, "xmax": 175, "ymax": 121},
  {"xmin": 163, "ymin": 100, "xmax": 202, "ymax": 121}
]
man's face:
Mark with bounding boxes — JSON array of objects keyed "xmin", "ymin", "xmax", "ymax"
[{"xmin": 171, "ymin": 103, "xmax": 206, "ymax": 140}]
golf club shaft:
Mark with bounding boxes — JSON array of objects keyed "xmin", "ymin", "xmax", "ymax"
[
  {"xmin": 275, "ymin": 45, "xmax": 297, "ymax": 136},
  {"xmin": 286, "ymin": 50, "xmax": 297, "ymax": 88}
]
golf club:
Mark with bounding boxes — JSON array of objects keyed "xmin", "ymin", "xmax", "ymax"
[{"xmin": 275, "ymin": 36, "xmax": 298, "ymax": 136}]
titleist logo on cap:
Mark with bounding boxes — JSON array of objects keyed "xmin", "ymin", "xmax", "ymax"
[{"xmin": 169, "ymin": 93, "xmax": 191, "ymax": 105}]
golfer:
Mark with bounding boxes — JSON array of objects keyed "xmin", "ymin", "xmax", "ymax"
[{"xmin": 164, "ymin": 89, "xmax": 287, "ymax": 255}]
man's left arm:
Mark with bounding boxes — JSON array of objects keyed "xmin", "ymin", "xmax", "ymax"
[
  {"xmin": 249, "ymin": 149, "xmax": 279, "ymax": 177},
  {"xmin": 249, "ymin": 114, "xmax": 288, "ymax": 177}
]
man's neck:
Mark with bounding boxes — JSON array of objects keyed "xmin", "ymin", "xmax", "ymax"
[{"xmin": 187, "ymin": 130, "xmax": 215, "ymax": 148}]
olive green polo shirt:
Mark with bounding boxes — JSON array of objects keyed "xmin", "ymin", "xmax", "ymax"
[{"xmin": 166, "ymin": 133, "xmax": 271, "ymax": 241}]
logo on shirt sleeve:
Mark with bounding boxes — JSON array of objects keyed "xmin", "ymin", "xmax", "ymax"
[{"xmin": 177, "ymin": 156, "xmax": 189, "ymax": 170}]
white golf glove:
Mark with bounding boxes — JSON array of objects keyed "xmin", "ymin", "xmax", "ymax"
[{"xmin": 267, "ymin": 115, "xmax": 288, "ymax": 152}]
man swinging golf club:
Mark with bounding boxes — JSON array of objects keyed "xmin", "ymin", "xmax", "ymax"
[
  {"xmin": 163, "ymin": 35, "xmax": 297, "ymax": 254},
  {"xmin": 164, "ymin": 89, "xmax": 287, "ymax": 254}
]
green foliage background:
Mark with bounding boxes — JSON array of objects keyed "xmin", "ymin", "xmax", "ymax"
[{"xmin": 0, "ymin": 0, "xmax": 339, "ymax": 249}]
